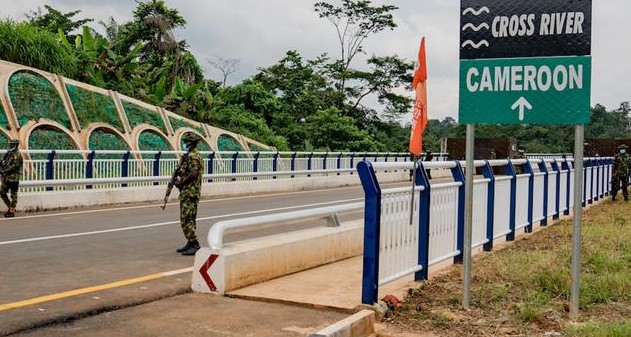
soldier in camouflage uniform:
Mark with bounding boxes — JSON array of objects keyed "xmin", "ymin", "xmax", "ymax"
[
  {"xmin": 611, "ymin": 144, "xmax": 630, "ymax": 202},
  {"xmin": 174, "ymin": 133, "xmax": 203, "ymax": 255},
  {"xmin": 0, "ymin": 139, "xmax": 23, "ymax": 217}
]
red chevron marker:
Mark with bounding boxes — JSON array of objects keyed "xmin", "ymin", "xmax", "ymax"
[{"xmin": 199, "ymin": 254, "xmax": 219, "ymax": 292}]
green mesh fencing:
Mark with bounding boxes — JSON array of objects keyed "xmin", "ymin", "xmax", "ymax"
[
  {"xmin": 89, "ymin": 129, "xmax": 130, "ymax": 159},
  {"xmin": 170, "ymin": 117, "xmax": 205, "ymax": 137},
  {"xmin": 0, "ymin": 102, "xmax": 9, "ymax": 130},
  {"xmin": 123, "ymin": 101, "xmax": 167, "ymax": 135},
  {"xmin": 28, "ymin": 127, "xmax": 80, "ymax": 160},
  {"xmin": 218, "ymin": 134, "xmax": 243, "ymax": 152},
  {"xmin": 66, "ymin": 85, "xmax": 124, "ymax": 133},
  {"xmin": 8, "ymin": 72, "xmax": 71, "ymax": 129},
  {"xmin": 137, "ymin": 131, "xmax": 174, "ymax": 159}
]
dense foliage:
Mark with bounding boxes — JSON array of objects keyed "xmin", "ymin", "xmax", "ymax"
[{"xmin": 0, "ymin": 1, "xmax": 628, "ymax": 153}]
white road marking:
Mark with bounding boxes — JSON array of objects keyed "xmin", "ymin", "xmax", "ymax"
[
  {"xmin": 0, "ymin": 185, "xmax": 363, "ymax": 222},
  {"xmin": 0, "ymin": 198, "xmax": 362, "ymax": 246}
]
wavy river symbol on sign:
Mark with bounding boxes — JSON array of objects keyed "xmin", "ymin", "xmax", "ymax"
[
  {"xmin": 461, "ymin": 40, "xmax": 490, "ymax": 49},
  {"xmin": 462, "ymin": 6, "xmax": 490, "ymax": 16}
]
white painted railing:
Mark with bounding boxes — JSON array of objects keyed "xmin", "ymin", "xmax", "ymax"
[{"xmin": 358, "ymin": 156, "xmax": 613, "ymax": 304}]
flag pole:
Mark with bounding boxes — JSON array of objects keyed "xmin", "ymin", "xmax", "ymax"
[{"xmin": 409, "ymin": 155, "xmax": 417, "ymax": 225}]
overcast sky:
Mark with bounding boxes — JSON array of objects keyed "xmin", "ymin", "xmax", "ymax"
[{"xmin": 3, "ymin": 0, "xmax": 629, "ymax": 123}]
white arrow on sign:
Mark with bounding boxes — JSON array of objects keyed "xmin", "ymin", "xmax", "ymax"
[{"xmin": 511, "ymin": 97, "xmax": 532, "ymax": 121}]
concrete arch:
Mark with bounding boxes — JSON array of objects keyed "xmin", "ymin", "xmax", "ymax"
[
  {"xmin": 22, "ymin": 120, "xmax": 80, "ymax": 151},
  {"xmin": 4, "ymin": 69, "xmax": 74, "ymax": 131},
  {"xmin": 131, "ymin": 124, "xmax": 171, "ymax": 152},
  {"xmin": 83, "ymin": 123, "xmax": 132, "ymax": 151},
  {"xmin": 216, "ymin": 132, "xmax": 248, "ymax": 152},
  {"xmin": 174, "ymin": 128, "xmax": 215, "ymax": 152}
]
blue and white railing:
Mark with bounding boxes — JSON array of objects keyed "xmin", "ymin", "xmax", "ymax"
[
  {"xmin": 357, "ymin": 157, "xmax": 613, "ymax": 305},
  {"xmin": 10, "ymin": 150, "xmax": 448, "ymax": 192}
]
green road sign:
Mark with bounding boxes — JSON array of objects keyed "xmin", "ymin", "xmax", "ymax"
[{"xmin": 459, "ymin": 55, "xmax": 591, "ymax": 124}]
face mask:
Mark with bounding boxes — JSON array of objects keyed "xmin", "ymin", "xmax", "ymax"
[{"xmin": 621, "ymin": 149, "xmax": 626, "ymax": 154}]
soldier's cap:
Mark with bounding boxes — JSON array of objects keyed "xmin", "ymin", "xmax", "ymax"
[
  {"xmin": 618, "ymin": 144, "xmax": 629, "ymax": 149},
  {"xmin": 182, "ymin": 133, "xmax": 201, "ymax": 143},
  {"xmin": 8, "ymin": 138, "xmax": 19, "ymax": 145}
]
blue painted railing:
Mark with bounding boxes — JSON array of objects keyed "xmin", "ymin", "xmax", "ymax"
[{"xmin": 357, "ymin": 157, "xmax": 613, "ymax": 305}]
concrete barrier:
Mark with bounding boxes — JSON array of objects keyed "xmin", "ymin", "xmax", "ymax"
[
  {"xmin": 191, "ymin": 220, "xmax": 363, "ymax": 294},
  {"xmin": 309, "ymin": 310, "xmax": 375, "ymax": 337}
]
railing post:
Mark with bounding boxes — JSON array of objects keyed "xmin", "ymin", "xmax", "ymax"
[
  {"xmin": 291, "ymin": 152, "xmax": 297, "ymax": 178},
  {"xmin": 337, "ymin": 152, "xmax": 342, "ymax": 176},
  {"xmin": 582, "ymin": 159, "xmax": 588, "ymax": 205},
  {"xmin": 561, "ymin": 160, "xmax": 571, "ymax": 215},
  {"xmin": 322, "ymin": 152, "xmax": 328, "ymax": 171},
  {"xmin": 595, "ymin": 158, "xmax": 601, "ymax": 200},
  {"xmin": 253, "ymin": 152, "xmax": 260, "ymax": 181},
  {"xmin": 231, "ymin": 152, "xmax": 239, "ymax": 181},
  {"xmin": 537, "ymin": 160, "xmax": 549, "ymax": 226},
  {"xmin": 350, "ymin": 153, "xmax": 356, "ymax": 174},
  {"xmin": 451, "ymin": 161, "xmax": 466, "ymax": 264},
  {"xmin": 551, "ymin": 159, "xmax": 561, "ymax": 220},
  {"xmin": 505, "ymin": 160, "xmax": 517, "ymax": 241},
  {"xmin": 307, "ymin": 152, "xmax": 313, "ymax": 177},
  {"xmin": 481, "ymin": 160, "xmax": 495, "ymax": 251},
  {"xmin": 523, "ymin": 160, "xmax": 535, "ymax": 233},
  {"xmin": 45, "ymin": 150, "xmax": 56, "ymax": 191},
  {"xmin": 153, "ymin": 151, "xmax": 161, "ymax": 186},
  {"xmin": 273, "ymin": 152, "xmax": 279, "ymax": 179},
  {"xmin": 416, "ymin": 161, "xmax": 430, "ymax": 281},
  {"xmin": 86, "ymin": 150, "xmax": 96, "ymax": 189},
  {"xmin": 121, "ymin": 151, "xmax": 130, "ymax": 188},
  {"xmin": 357, "ymin": 161, "xmax": 381, "ymax": 305},
  {"xmin": 588, "ymin": 159, "xmax": 595, "ymax": 203},
  {"xmin": 207, "ymin": 152, "xmax": 215, "ymax": 183}
]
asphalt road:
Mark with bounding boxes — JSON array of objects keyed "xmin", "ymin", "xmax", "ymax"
[{"xmin": 0, "ymin": 183, "xmax": 400, "ymax": 336}]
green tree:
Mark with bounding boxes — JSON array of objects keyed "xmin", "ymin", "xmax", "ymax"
[
  {"xmin": 0, "ymin": 20, "xmax": 75, "ymax": 76},
  {"xmin": 305, "ymin": 107, "xmax": 379, "ymax": 151},
  {"xmin": 113, "ymin": 0, "xmax": 203, "ymax": 89},
  {"xmin": 314, "ymin": 0, "xmax": 397, "ymax": 93},
  {"xmin": 27, "ymin": 5, "xmax": 93, "ymax": 41}
]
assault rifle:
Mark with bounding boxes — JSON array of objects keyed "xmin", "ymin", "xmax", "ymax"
[{"xmin": 161, "ymin": 152, "xmax": 188, "ymax": 210}]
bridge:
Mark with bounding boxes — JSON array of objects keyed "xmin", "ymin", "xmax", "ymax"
[{"xmin": 0, "ymin": 150, "xmax": 611, "ymax": 336}]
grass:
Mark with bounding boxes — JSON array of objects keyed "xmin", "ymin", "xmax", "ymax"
[{"xmin": 386, "ymin": 198, "xmax": 631, "ymax": 336}]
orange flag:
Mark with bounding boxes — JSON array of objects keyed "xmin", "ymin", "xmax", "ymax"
[{"xmin": 409, "ymin": 37, "xmax": 428, "ymax": 157}]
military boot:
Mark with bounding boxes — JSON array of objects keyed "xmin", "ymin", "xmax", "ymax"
[
  {"xmin": 176, "ymin": 241, "xmax": 191, "ymax": 253},
  {"xmin": 181, "ymin": 240, "xmax": 200, "ymax": 256}
]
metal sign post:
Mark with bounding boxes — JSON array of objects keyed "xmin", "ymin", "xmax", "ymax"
[
  {"xmin": 570, "ymin": 125, "xmax": 584, "ymax": 320},
  {"xmin": 463, "ymin": 124, "xmax": 475, "ymax": 308}
]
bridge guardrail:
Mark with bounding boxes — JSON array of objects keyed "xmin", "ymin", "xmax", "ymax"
[
  {"xmin": 206, "ymin": 202, "xmax": 363, "ymax": 249},
  {"xmin": 8, "ymin": 150, "xmax": 448, "ymax": 192},
  {"xmin": 357, "ymin": 157, "xmax": 613, "ymax": 305}
]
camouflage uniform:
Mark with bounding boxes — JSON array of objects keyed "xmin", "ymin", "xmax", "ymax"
[
  {"xmin": 0, "ymin": 146, "xmax": 23, "ymax": 214},
  {"xmin": 178, "ymin": 147, "xmax": 203, "ymax": 241},
  {"xmin": 611, "ymin": 150, "xmax": 630, "ymax": 201}
]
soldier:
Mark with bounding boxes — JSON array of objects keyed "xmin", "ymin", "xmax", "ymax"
[
  {"xmin": 611, "ymin": 144, "xmax": 630, "ymax": 202},
  {"xmin": 174, "ymin": 133, "xmax": 204, "ymax": 255},
  {"xmin": 0, "ymin": 139, "xmax": 23, "ymax": 217},
  {"xmin": 489, "ymin": 148, "xmax": 497, "ymax": 159}
]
